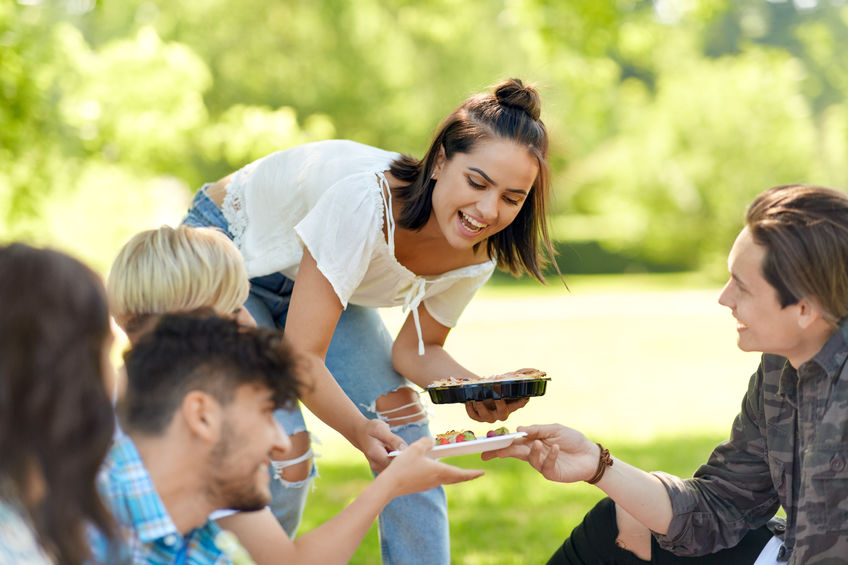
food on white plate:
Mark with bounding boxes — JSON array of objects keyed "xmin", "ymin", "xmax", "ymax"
[
  {"xmin": 435, "ymin": 429, "xmax": 476, "ymax": 445},
  {"xmin": 486, "ymin": 426, "xmax": 510, "ymax": 438},
  {"xmin": 388, "ymin": 429, "xmax": 527, "ymax": 458}
]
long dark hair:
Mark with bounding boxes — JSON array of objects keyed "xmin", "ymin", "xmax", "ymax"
[
  {"xmin": 0, "ymin": 243, "xmax": 116, "ymax": 564},
  {"xmin": 389, "ymin": 78, "xmax": 556, "ymax": 282}
]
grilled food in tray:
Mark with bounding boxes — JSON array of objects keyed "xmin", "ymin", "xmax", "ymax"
[{"xmin": 425, "ymin": 368, "xmax": 550, "ymax": 404}]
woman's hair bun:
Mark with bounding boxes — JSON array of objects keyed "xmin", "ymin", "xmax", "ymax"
[{"xmin": 494, "ymin": 78, "xmax": 541, "ymax": 121}]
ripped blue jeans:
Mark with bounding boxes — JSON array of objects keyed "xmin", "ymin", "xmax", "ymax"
[{"xmin": 182, "ymin": 187, "xmax": 449, "ymax": 565}]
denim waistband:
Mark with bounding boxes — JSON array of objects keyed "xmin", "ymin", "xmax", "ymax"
[{"xmin": 181, "ymin": 184, "xmax": 234, "ymax": 240}]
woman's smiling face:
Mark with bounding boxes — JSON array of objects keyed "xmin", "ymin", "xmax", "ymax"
[{"xmin": 429, "ymin": 138, "xmax": 538, "ymax": 251}]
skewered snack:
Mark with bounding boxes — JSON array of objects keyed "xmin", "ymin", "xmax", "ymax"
[{"xmin": 486, "ymin": 426, "xmax": 510, "ymax": 438}]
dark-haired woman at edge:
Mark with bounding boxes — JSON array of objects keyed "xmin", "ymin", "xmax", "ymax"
[
  {"xmin": 0, "ymin": 244, "xmax": 117, "ymax": 565},
  {"xmin": 182, "ymin": 78, "xmax": 557, "ymax": 563}
]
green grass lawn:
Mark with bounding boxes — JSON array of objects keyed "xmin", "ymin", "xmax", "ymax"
[
  {"xmin": 301, "ymin": 434, "xmax": 728, "ymax": 564},
  {"xmin": 295, "ymin": 275, "xmax": 762, "ymax": 564}
]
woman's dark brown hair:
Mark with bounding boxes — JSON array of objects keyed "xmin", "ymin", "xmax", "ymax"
[
  {"xmin": 389, "ymin": 78, "xmax": 557, "ymax": 282},
  {"xmin": 0, "ymin": 243, "xmax": 116, "ymax": 564}
]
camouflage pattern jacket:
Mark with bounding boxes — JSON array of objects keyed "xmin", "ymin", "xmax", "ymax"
[{"xmin": 652, "ymin": 319, "xmax": 848, "ymax": 564}]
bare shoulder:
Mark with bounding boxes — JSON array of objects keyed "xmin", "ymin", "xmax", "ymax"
[{"xmin": 206, "ymin": 173, "xmax": 234, "ymax": 207}]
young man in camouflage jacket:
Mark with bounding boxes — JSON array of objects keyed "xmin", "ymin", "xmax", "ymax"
[{"xmin": 486, "ymin": 184, "xmax": 848, "ymax": 564}]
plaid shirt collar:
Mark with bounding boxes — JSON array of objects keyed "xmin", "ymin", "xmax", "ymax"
[{"xmin": 100, "ymin": 433, "xmax": 225, "ymax": 556}]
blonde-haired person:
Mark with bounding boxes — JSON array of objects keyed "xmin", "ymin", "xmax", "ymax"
[
  {"xmin": 107, "ymin": 225, "xmax": 256, "ymax": 342},
  {"xmin": 104, "ymin": 225, "xmax": 484, "ymax": 565}
]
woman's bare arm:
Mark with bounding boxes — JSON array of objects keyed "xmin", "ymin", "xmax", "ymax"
[
  {"xmin": 216, "ymin": 438, "xmax": 483, "ymax": 564},
  {"xmin": 392, "ymin": 306, "xmax": 529, "ymax": 423},
  {"xmin": 285, "ymin": 249, "xmax": 404, "ymax": 471}
]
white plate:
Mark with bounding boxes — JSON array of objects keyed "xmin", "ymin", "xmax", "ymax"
[{"xmin": 388, "ymin": 432, "xmax": 527, "ymax": 459}]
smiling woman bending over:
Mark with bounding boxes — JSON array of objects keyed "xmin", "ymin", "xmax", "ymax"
[{"xmin": 181, "ymin": 78, "xmax": 557, "ymax": 564}]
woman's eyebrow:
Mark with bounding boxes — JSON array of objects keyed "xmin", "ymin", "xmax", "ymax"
[
  {"xmin": 468, "ymin": 167, "xmax": 495, "ymax": 184},
  {"xmin": 467, "ymin": 167, "xmax": 529, "ymax": 195}
]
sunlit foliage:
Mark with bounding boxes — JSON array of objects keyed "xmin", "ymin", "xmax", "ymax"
[{"xmin": 2, "ymin": 0, "xmax": 847, "ymax": 275}]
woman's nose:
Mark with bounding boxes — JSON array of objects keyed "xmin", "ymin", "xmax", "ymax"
[{"xmin": 477, "ymin": 192, "xmax": 499, "ymax": 221}]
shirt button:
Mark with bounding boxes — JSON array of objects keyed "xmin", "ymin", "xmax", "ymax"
[
  {"xmin": 831, "ymin": 455, "xmax": 846, "ymax": 473},
  {"xmin": 164, "ymin": 534, "xmax": 178, "ymax": 546}
]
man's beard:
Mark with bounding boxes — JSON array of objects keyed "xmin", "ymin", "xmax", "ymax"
[{"xmin": 206, "ymin": 425, "xmax": 270, "ymax": 512}]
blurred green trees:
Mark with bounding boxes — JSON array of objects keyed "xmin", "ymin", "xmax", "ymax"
[{"xmin": 2, "ymin": 0, "xmax": 847, "ymax": 275}]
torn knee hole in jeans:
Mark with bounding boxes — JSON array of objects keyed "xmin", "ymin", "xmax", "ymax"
[
  {"xmin": 372, "ymin": 387, "xmax": 428, "ymax": 425},
  {"xmin": 272, "ymin": 449, "xmax": 318, "ymax": 485},
  {"xmin": 272, "ymin": 432, "xmax": 321, "ymax": 484}
]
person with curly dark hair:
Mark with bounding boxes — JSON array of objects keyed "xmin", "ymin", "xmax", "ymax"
[
  {"xmin": 0, "ymin": 243, "xmax": 116, "ymax": 565},
  {"xmin": 88, "ymin": 313, "xmax": 482, "ymax": 564}
]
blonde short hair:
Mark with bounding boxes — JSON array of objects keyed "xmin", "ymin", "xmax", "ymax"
[{"xmin": 107, "ymin": 226, "xmax": 249, "ymax": 332}]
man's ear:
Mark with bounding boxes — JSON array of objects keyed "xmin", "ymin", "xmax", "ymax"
[
  {"xmin": 796, "ymin": 297, "xmax": 825, "ymax": 330},
  {"xmin": 180, "ymin": 390, "xmax": 222, "ymax": 443},
  {"xmin": 431, "ymin": 146, "xmax": 446, "ymax": 180}
]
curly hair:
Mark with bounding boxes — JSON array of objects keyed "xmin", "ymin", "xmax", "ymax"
[
  {"xmin": 0, "ymin": 243, "xmax": 116, "ymax": 565},
  {"xmin": 122, "ymin": 313, "xmax": 302, "ymax": 435}
]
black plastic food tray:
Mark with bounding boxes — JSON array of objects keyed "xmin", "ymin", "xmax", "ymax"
[{"xmin": 426, "ymin": 377, "xmax": 550, "ymax": 404}]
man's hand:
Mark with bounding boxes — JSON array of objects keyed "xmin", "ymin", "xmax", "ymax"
[
  {"xmin": 481, "ymin": 424, "xmax": 599, "ymax": 483},
  {"xmin": 465, "ymin": 397, "xmax": 529, "ymax": 423}
]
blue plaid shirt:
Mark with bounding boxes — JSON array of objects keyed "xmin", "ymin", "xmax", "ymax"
[{"xmin": 88, "ymin": 433, "xmax": 230, "ymax": 565}]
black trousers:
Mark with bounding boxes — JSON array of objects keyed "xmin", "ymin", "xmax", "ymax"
[{"xmin": 547, "ymin": 498, "xmax": 773, "ymax": 565}]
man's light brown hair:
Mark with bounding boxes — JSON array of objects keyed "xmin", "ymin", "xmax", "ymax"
[{"xmin": 746, "ymin": 184, "xmax": 848, "ymax": 325}]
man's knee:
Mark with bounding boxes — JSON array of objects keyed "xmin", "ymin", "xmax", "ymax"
[
  {"xmin": 375, "ymin": 386, "xmax": 426, "ymax": 427},
  {"xmin": 549, "ymin": 498, "xmax": 650, "ymax": 565},
  {"xmin": 615, "ymin": 503, "xmax": 653, "ymax": 561}
]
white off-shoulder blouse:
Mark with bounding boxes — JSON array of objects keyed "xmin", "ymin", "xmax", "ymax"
[{"xmin": 221, "ymin": 139, "xmax": 495, "ymax": 353}]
